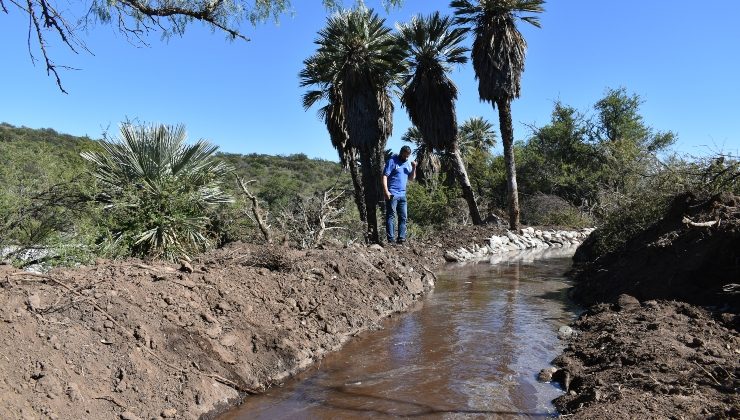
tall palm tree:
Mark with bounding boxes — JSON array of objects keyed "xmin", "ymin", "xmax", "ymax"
[
  {"xmin": 458, "ymin": 116, "xmax": 497, "ymax": 157},
  {"xmin": 81, "ymin": 123, "xmax": 232, "ymax": 260},
  {"xmin": 397, "ymin": 11, "xmax": 483, "ymax": 225},
  {"xmin": 300, "ymin": 6, "xmax": 405, "ymax": 243},
  {"xmin": 301, "ymin": 74, "xmax": 367, "ymax": 223},
  {"xmin": 451, "ymin": 0, "xmax": 545, "ymax": 230}
]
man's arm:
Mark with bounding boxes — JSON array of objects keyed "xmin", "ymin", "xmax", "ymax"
[
  {"xmin": 409, "ymin": 161, "xmax": 417, "ymax": 181},
  {"xmin": 382, "ymin": 175, "xmax": 391, "ymax": 200}
]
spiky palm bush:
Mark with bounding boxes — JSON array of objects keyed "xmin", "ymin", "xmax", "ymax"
[{"xmin": 81, "ymin": 123, "xmax": 232, "ymax": 260}]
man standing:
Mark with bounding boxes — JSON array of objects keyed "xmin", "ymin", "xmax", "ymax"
[{"xmin": 382, "ymin": 145, "xmax": 417, "ymax": 245}]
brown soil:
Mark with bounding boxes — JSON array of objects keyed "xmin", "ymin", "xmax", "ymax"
[
  {"xmin": 571, "ymin": 192, "xmax": 740, "ymax": 308},
  {"xmin": 555, "ymin": 193, "xmax": 740, "ymax": 418},
  {"xmin": 0, "ymin": 226, "xmax": 503, "ymax": 420}
]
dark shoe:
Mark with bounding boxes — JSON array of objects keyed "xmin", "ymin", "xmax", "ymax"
[{"xmin": 396, "ymin": 239, "xmax": 406, "ymax": 246}]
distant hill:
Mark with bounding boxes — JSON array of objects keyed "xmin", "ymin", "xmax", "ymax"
[{"xmin": 0, "ymin": 122, "xmax": 349, "ymax": 203}]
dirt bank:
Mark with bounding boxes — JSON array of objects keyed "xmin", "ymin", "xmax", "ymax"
[
  {"xmin": 553, "ymin": 193, "xmax": 740, "ymax": 418},
  {"xmin": 0, "ymin": 225, "xmax": 509, "ymax": 420}
]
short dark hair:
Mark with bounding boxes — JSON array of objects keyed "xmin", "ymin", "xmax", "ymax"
[{"xmin": 400, "ymin": 145, "xmax": 412, "ymax": 154}]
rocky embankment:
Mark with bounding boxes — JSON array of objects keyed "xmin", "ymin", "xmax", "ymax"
[{"xmin": 443, "ymin": 227, "xmax": 594, "ymax": 263}]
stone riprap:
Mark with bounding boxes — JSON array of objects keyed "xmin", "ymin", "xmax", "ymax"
[{"xmin": 443, "ymin": 227, "xmax": 595, "ymax": 263}]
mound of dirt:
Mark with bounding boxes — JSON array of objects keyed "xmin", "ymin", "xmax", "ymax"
[
  {"xmin": 571, "ymin": 192, "xmax": 740, "ymax": 308},
  {"xmin": 0, "ymin": 223, "xmax": 515, "ymax": 420},
  {"xmin": 552, "ymin": 297, "xmax": 739, "ymax": 418}
]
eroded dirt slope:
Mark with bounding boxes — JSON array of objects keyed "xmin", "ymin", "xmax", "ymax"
[{"xmin": 0, "ymin": 241, "xmax": 447, "ymax": 420}]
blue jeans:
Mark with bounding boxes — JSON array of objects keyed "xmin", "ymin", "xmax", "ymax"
[{"xmin": 385, "ymin": 194, "xmax": 407, "ymax": 243}]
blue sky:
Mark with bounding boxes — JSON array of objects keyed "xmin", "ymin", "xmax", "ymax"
[{"xmin": 2, "ymin": 0, "xmax": 738, "ymax": 161}]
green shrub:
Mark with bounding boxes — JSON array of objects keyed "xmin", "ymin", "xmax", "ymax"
[
  {"xmin": 82, "ymin": 123, "xmax": 232, "ymax": 261},
  {"xmin": 521, "ymin": 193, "xmax": 593, "ymax": 228}
]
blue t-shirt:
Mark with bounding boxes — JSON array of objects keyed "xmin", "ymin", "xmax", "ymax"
[{"xmin": 384, "ymin": 155, "xmax": 413, "ymax": 196}]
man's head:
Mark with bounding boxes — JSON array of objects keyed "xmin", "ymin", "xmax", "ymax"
[{"xmin": 399, "ymin": 145, "xmax": 412, "ymax": 162}]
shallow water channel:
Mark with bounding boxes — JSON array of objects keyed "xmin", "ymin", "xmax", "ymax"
[{"xmin": 222, "ymin": 248, "xmax": 580, "ymax": 419}]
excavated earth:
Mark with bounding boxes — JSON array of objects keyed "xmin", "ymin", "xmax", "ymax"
[
  {"xmin": 553, "ymin": 193, "xmax": 740, "ymax": 419},
  {"xmin": 0, "ymin": 226, "xmax": 501, "ymax": 420},
  {"xmin": 3, "ymin": 198, "xmax": 739, "ymax": 420}
]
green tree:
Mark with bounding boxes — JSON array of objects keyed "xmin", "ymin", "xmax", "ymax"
[
  {"xmin": 301, "ymin": 6, "xmax": 405, "ymax": 243},
  {"xmin": 451, "ymin": 0, "xmax": 545, "ymax": 230},
  {"xmin": 401, "ymin": 126, "xmax": 440, "ymax": 187},
  {"xmin": 519, "ymin": 102, "xmax": 600, "ymax": 206},
  {"xmin": 458, "ymin": 116, "xmax": 497, "ymax": 157},
  {"xmin": 592, "ymin": 87, "xmax": 676, "ymax": 194},
  {"xmin": 397, "ymin": 11, "xmax": 482, "ymax": 225},
  {"xmin": 81, "ymin": 123, "xmax": 233, "ymax": 260}
]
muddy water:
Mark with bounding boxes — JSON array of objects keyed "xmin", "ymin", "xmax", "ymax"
[{"xmin": 222, "ymin": 248, "xmax": 579, "ymax": 419}]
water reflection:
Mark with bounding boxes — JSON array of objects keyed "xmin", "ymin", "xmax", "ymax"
[{"xmin": 221, "ymin": 249, "xmax": 578, "ymax": 419}]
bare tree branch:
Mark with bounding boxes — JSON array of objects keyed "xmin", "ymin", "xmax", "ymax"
[{"xmin": 235, "ymin": 175, "xmax": 272, "ymax": 243}]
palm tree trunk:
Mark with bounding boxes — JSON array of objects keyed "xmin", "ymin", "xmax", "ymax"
[
  {"xmin": 347, "ymin": 149, "xmax": 367, "ymax": 222},
  {"xmin": 448, "ymin": 144, "xmax": 483, "ymax": 225},
  {"xmin": 495, "ymin": 99, "xmax": 521, "ymax": 230},
  {"xmin": 359, "ymin": 150, "xmax": 380, "ymax": 244}
]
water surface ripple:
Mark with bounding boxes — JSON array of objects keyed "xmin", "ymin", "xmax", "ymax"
[{"xmin": 222, "ymin": 248, "xmax": 579, "ymax": 419}]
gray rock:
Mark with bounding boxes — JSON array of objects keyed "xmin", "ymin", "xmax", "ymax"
[
  {"xmin": 537, "ymin": 367, "xmax": 557, "ymax": 382},
  {"xmin": 558, "ymin": 325, "xmax": 574, "ymax": 339}
]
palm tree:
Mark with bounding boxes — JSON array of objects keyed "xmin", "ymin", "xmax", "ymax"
[
  {"xmin": 301, "ymin": 74, "xmax": 367, "ymax": 222},
  {"xmin": 300, "ymin": 6, "xmax": 405, "ymax": 243},
  {"xmin": 397, "ymin": 11, "xmax": 483, "ymax": 225},
  {"xmin": 458, "ymin": 116, "xmax": 497, "ymax": 157},
  {"xmin": 451, "ymin": 0, "xmax": 545, "ymax": 230},
  {"xmin": 81, "ymin": 123, "xmax": 232, "ymax": 260},
  {"xmin": 401, "ymin": 126, "xmax": 441, "ymax": 187}
]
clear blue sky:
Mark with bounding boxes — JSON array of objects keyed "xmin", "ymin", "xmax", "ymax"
[{"xmin": 2, "ymin": 0, "xmax": 738, "ymax": 161}]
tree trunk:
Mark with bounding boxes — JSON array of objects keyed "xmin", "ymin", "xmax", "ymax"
[
  {"xmin": 448, "ymin": 144, "xmax": 483, "ymax": 225},
  {"xmin": 347, "ymin": 149, "xmax": 367, "ymax": 223},
  {"xmin": 359, "ymin": 150, "xmax": 380, "ymax": 244},
  {"xmin": 495, "ymin": 99, "xmax": 521, "ymax": 230}
]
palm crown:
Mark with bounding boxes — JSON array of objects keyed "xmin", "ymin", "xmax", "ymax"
[
  {"xmin": 451, "ymin": 0, "xmax": 544, "ymax": 102},
  {"xmin": 397, "ymin": 11, "xmax": 468, "ymax": 150}
]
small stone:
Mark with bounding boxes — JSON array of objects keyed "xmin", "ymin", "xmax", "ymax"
[
  {"xmin": 161, "ymin": 408, "xmax": 177, "ymax": 418},
  {"xmin": 220, "ymin": 333, "xmax": 238, "ymax": 347},
  {"xmin": 617, "ymin": 294, "xmax": 640, "ymax": 310},
  {"xmin": 201, "ymin": 312, "xmax": 217, "ymax": 323},
  {"xmin": 179, "ymin": 259, "xmax": 193, "ymax": 273},
  {"xmin": 66, "ymin": 383, "xmax": 82, "ymax": 402},
  {"xmin": 558, "ymin": 325, "xmax": 574, "ymax": 340},
  {"xmin": 216, "ymin": 302, "xmax": 232, "ymax": 312},
  {"xmin": 120, "ymin": 412, "xmax": 142, "ymax": 420},
  {"xmin": 369, "ymin": 244, "xmax": 383, "ymax": 251},
  {"xmin": 205, "ymin": 324, "xmax": 222, "ymax": 338},
  {"xmin": 27, "ymin": 294, "xmax": 41, "ymax": 311},
  {"xmin": 537, "ymin": 367, "xmax": 557, "ymax": 382},
  {"xmin": 103, "ymin": 320, "xmax": 114, "ymax": 329}
]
